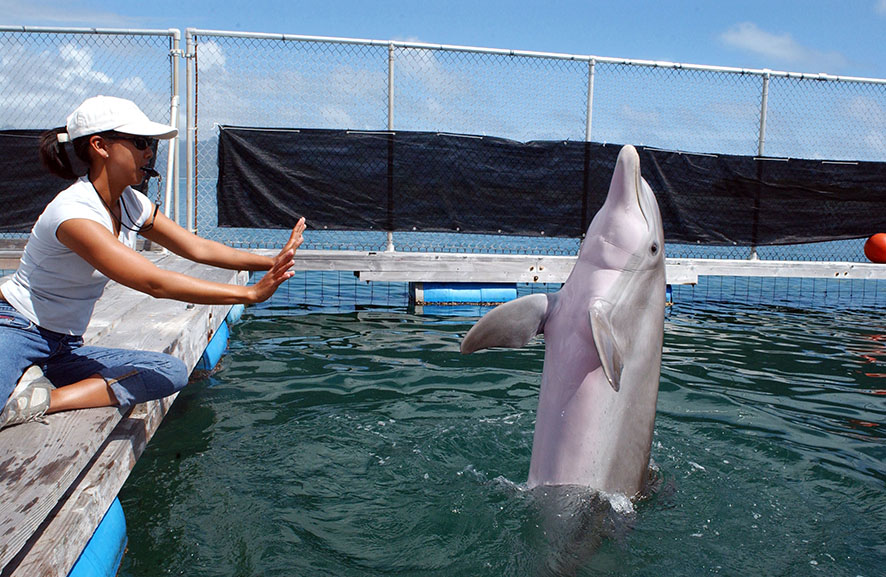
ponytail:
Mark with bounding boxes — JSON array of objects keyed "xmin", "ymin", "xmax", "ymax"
[{"xmin": 39, "ymin": 127, "xmax": 90, "ymax": 180}]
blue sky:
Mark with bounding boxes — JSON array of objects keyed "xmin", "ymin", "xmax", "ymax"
[{"xmin": 4, "ymin": 0, "xmax": 886, "ymax": 80}]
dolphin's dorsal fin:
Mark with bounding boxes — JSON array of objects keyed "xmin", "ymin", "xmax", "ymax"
[
  {"xmin": 589, "ymin": 299, "xmax": 624, "ymax": 391},
  {"xmin": 461, "ymin": 293, "xmax": 549, "ymax": 354}
]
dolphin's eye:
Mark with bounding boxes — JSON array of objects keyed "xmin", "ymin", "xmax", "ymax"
[{"xmin": 650, "ymin": 243, "xmax": 659, "ymax": 255}]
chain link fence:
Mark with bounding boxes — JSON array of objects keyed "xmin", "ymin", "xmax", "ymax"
[
  {"xmin": 0, "ymin": 26, "xmax": 178, "ymax": 244},
  {"xmin": 187, "ymin": 31, "xmax": 886, "ymax": 262}
]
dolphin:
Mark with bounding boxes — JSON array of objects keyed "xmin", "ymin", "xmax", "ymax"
[{"xmin": 461, "ymin": 144, "xmax": 666, "ymax": 497}]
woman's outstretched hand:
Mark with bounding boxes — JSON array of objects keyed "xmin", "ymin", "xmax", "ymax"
[
  {"xmin": 282, "ymin": 216, "xmax": 307, "ymax": 255},
  {"xmin": 247, "ymin": 217, "xmax": 307, "ymax": 303}
]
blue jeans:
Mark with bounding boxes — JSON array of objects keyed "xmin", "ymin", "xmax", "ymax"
[{"xmin": 0, "ymin": 301, "xmax": 188, "ymax": 411}]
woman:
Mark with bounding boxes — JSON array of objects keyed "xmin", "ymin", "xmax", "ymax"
[{"xmin": 0, "ymin": 95, "xmax": 307, "ymax": 429}]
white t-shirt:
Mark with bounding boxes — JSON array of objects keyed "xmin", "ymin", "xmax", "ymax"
[{"xmin": 2, "ymin": 177, "xmax": 154, "ymax": 335}]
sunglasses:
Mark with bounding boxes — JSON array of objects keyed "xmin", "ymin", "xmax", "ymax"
[{"xmin": 112, "ymin": 135, "xmax": 158, "ymax": 151}]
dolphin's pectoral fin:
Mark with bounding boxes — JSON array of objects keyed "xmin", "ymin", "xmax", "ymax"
[
  {"xmin": 589, "ymin": 300, "xmax": 624, "ymax": 392},
  {"xmin": 461, "ymin": 293, "xmax": 549, "ymax": 354}
]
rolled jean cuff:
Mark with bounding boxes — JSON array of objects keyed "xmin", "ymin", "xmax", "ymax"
[{"xmin": 99, "ymin": 355, "xmax": 189, "ymax": 411}]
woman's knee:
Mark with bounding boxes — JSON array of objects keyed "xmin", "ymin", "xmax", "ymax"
[
  {"xmin": 164, "ymin": 355, "xmax": 190, "ymax": 392},
  {"xmin": 142, "ymin": 352, "xmax": 189, "ymax": 394},
  {"xmin": 104, "ymin": 352, "xmax": 190, "ymax": 409}
]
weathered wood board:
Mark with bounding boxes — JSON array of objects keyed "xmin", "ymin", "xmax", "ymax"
[{"xmin": 262, "ymin": 249, "xmax": 886, "ymax": 285}]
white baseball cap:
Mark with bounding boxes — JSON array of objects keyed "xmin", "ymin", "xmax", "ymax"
[{"xmin": 61, "ymin": 95, "xmax": 178, "ymax": 142}]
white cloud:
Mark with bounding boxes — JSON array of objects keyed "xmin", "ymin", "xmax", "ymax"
[
  {"xmin": 391, "ymin": 36, "xmax": 423, "ymax": 44},
  {"xmin": 720, "ymin": 22, "xmax": 848, "ymax": 73},
  {"xmin": 877, "ymin": 0, "xmax": 886, "ymax": 16},
  {"xmin": 0, "ymin": 41, "xmax": 169, "ymax": 130},
  {"xmin": 195, "ymin": 41, "xmax": 227, "ymax": 73},
  {"xmin": 721, "ymin": 23, "xmax": 805, "ymax": 62},
  {"xmin": 318, "ymin": 104, "xmax": 353, "ymax": 128}
]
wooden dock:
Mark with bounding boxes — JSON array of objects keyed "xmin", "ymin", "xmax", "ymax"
[{"xmin": 0, "ymin": 252, "xmax": 247, "ymax": 577}]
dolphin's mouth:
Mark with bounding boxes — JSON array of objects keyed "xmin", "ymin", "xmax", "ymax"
[{"xmin": 635, "ymin": 166, "xmax": 652, "ymax": 232}]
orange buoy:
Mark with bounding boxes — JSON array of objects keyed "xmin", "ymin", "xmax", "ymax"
[{"xmin": 864, "ymin": 233, "xmax": 886, "ymax": 263}]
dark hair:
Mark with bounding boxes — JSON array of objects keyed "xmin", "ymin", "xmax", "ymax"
[
  {"xmin": 40, "ymin": 128, "xmax": 143, "ymax": 180},
  {"xmin": 39, "ymin": 127, "xmax": 92, "ymax": 180}
]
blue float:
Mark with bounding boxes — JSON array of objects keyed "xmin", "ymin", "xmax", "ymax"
[
  {"xmin": 67, "ymin": 498, "xmax": 127, "ymax": 577},
  {"xmin": 195, "ymin": 319, "xmax": 230, "ymax": 371},
  {"xmin": 193, "ymin": 304, "xmax": 244, "ymax": 371},
  {"xmin": 226, "ymin": 303, "xmax": 245, "ymax": 325},
  {"xmin": 416, "ymin": 282, "xmax": 517, "ymax": 304}
]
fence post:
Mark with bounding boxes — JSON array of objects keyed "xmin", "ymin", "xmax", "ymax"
[
  {"xmin": 758, "ymin": 70, "xmax": 770, "ymax": 157},
  {"xmin": 586, "ymin": 58, "xmax": 596, "ymax": 142},
  {"xmin": 386, "ymin": 42, "xmax": 396, "ymax": 252},
  {"xmin": 185, "ymin": 29, "xmax": 196, "ymax": 234},
  {"xmin": 165, "ymin": 29, "xmax": 181, "ymax": 225},
  {"xmin": 749, "ymin": 70, "xmax": 770, "ymax": 260}
]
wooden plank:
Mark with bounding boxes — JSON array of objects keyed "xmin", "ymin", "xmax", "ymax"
[
  {"xmin": 278, "ymin": 250, "xmax": 575, "ymax": 282},
  {"xmin": 258, "ymin": 250, "xmax": 886, "ymax": 284},
  {"xmin": 0, "ymin": 256, "xmax": 248, "ymax": 576},
  {"xmin": 0, "ymin": 253, "xmax": 20, "ymax": 271},
  {"xmin": 0, "ymin": 408, "xmax": 123, "ymax": 574},
  {"xmin": 0, "ymin": 243, "xmax": 157, "ymax": 274},
  {"xmin": 4, "ymin": 399, "xmax": 174, "ymax": 577},
  {"xmin": 666, "ymin": 258, "xmax": 886, "ymax": 280},
  {"xmin": 83, "ymin": 252, "xmax": 235, "ymax": 342},
  {"xmin": 9, "ymin": 247, "xmax": 886, "ymax": 285}
]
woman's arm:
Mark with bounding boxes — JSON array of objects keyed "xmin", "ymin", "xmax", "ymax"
[
  {"xmin": 56, "ymin": 218, "xmax": 300, "ymax": 305},
  {"xmin": 141, "ymin": 211, "xmax": 306, "ymax": 272}
]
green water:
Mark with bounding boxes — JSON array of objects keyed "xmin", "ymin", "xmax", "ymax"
[{"xmin": 119, "ymin": 296, "xmax": 885, "ymax": 576}]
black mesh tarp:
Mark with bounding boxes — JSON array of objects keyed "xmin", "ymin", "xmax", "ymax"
[
  {"xmin": 0, "ymin": 130, "xmax": 67, "ymax": 232},
  {"xmin": 216, "ymin": 126, "xmax": 886, "ymax": 245},
  {"xmin": 0, "ymin": 129, "xmax": 157, "ymax": 233}
]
